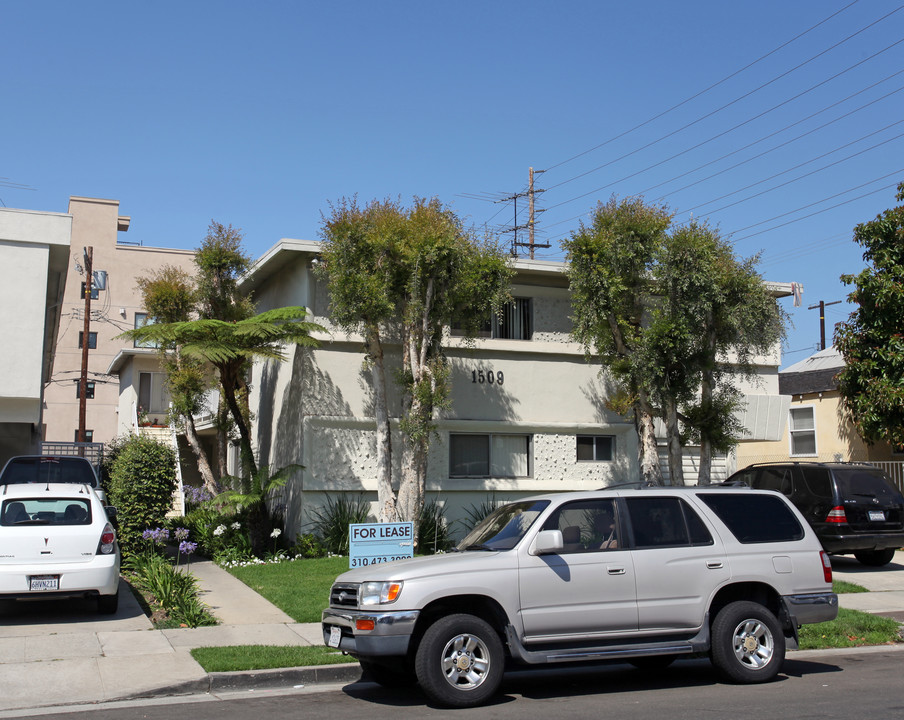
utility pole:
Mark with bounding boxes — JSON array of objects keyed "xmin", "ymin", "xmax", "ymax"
[
  {"xmin": 502, "ymin": 167, "xmax": 550, "ymax": 259},
  {"xmin": 807, "ymin": 299, "xmax": 842, "ymax": 351},
  {"xmin": 78, "ymin": 246, "xmax": 93, "ymax": 443}
]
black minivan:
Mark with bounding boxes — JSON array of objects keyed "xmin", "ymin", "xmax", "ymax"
[{"xmin": 726, "ymin": 462, "xmax": 904, "ymax": 566}]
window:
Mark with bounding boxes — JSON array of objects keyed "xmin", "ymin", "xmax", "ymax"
[
  {"xmin": 789, "ymin": 406, "xmax": 816, "ymax": 456},
  {"xmin": 76, "ymin": 381, "xmax": 95, "ymax": 399},
  {"xmin": 133, "ymin": 312, "xmax": 159, "ymax": 349},
  {"xmin": 449, "ymin": 433, "xmax": 531, "ymax": 478},
  {"xmin": 625, "ymin": 497, "xmax": 713, "ymax": 548},
  {"xmin": 139, "ymin": 372, "xmax": 170, "ymax": 415},
  {"xmin": 542, "ymin": 498, "xmax": 620, "ymax": 552},
  {"xmin": 577, "ymin": 435, "xmax": 614, "ymax": 462},
  {"xmin": 80, "ymin": 281, "xmax": 99, "ymax": 300},
  {"xmin": 73, "ymin": 429, "xmax": 94, "ymax": 442},
  {"xmin": 757, "ymin": 467, "xmax": 793, "ymax": 495},
  {"xmin": 493, "ymin": 298, "xmax": 532, "ymax": 340},
  {"xmin": 77, "ymin": 331, "xmax": 97, "ymax": 349},
  {"xmin": 698, "ymin": 493, "xmax": 804, "ymax": 543}
]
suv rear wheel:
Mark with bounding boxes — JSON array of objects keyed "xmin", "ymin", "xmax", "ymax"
[
  {"xmin": 710, "ymin": 601, "xmax": 784, "ymax": 683},
  {"xmin": 854, "ymin": 548, "xmax": 896, "ymax": 567},
  {"xmin": 414, "ymin": 613, "xmax": 503, "ymax": 708}
]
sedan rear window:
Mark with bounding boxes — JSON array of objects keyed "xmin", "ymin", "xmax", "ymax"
[
  {"xmin": 698, "ymin": 493, "xmax": 804, "ymax": 543},
  {"xmin": 1, "ymin": 498, "xmax": 93, "ymax": 526}
]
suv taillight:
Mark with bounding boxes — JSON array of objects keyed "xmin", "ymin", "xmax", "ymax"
[
  {"xmin": 98, "ymin": 523, "xmax": 116, "ymax": 555},
  {"xmin": 820, "ymin": 551, "xmax": 833, "ymax": 584},
  {"xmin": 826, "ymin": 506, "xmax": 847, "ymax": 523}
]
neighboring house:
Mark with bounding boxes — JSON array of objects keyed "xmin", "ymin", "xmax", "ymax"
[
  {"xmin": 42, "ymin": 197, "xmax": 196, "ymax": 448},
  {"xmin": 0, "ymin": 207, "xmax": 72, "ymax": 466},
  {"xmin": 241, "ymin": 239, "xmax": 796, "ymax": 540},
  {"xmin": 736, "ymin": 346, "xmax": 901, "ymax": 477}
]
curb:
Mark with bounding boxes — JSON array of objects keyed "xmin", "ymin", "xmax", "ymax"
[{"xmin": 120, "ymin": 663, "xmax": 364, "ymax": 701}]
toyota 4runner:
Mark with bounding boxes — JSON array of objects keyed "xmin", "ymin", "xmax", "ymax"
[{"xmin": 323, "ymin": 486, "xmax": 838, "ymax": 707}]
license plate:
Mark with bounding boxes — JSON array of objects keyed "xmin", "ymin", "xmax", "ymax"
[
  {"xmin": 29, "ymin": 575, "xmax": 59, "ymax": 591},
  {"xmin": 328, "ymin": 626, "xmax": 342, "ymax": 648},
  {"xmin": 868, "ymin": 510, "xmax": 886, "ymax": 522}
]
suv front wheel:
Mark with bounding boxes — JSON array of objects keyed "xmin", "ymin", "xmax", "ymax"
[
  {"xmin": 414, "ymin": 613, "xmax": 504, "ymax": 708},
  {"xmin": 710, "ymin": 601, "xmax": 785, "ymax": 683}
]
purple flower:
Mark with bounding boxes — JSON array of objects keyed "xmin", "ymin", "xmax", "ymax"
[
  {"xmin": 174, "ymin": 527, "xmax": 189, "ymax": 541},
  {"xmin": 179, "ymin": 540, "xmax": 198, "ymax": 556}
]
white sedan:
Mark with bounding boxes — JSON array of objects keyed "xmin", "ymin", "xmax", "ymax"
[{"xmin": 0, "ymin": 482, "xmax": 120, "ymax": 613}]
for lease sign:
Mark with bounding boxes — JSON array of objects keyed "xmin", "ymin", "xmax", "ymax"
[{"xmin": 348, "ymin": 522, "xmax": 414, "ymax": 568}]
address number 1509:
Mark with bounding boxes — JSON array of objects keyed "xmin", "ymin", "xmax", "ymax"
[{"xmin": 471, "ymin": 369, "xmax": 504, "ymax": 385}]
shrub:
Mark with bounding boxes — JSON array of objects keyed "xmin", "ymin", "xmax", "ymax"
[
  {"xmin": 418, "ymin": 499, "xmax": 452, "ymax": 553},
  {"xmin": 292, "ymin": 533, "xmax": 325, "ymax": 559},
  {"xmin": 124, "ymin": 551, "xmax": 216, "ymax": 628},
  {"xmin": 460, "ymin": 493, "xmax": 499, "ymax": 535},
  {"xmin": 309, "ymin": 494, "xmax": 371, "ymax": 555},
  {"xmin": 107, "ymin": 435, "xmax": 177, "ymax": 556}
]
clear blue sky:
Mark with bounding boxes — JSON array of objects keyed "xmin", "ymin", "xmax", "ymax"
[{"xmin": 3, "ymin": 1, "xmax": 902, "ymax": 367}]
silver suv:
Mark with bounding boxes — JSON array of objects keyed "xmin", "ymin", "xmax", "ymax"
[{"xmin": 323, "ymin": 486, "xmax": 838, "ymax": 707}]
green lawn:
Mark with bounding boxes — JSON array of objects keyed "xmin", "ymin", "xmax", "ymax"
[
  {"xmin": 226, "ymin": 555, "xmax": 349, "ymax": 623},
  {"xmin": 191, "ymin": 644, "xmax": 353, "ymax": 672}
]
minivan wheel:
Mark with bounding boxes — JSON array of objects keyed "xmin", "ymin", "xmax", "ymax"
[
  {"xmin": 415, "ymin": 613, "xmax": 503, "ymax": 708},
  {"xmin": 854, "ymin": 549, "xmax": 896, "ymax": 567},
  {"xmin": 710, "ymin": 601, "xmax": 784, "ymax": 683}
]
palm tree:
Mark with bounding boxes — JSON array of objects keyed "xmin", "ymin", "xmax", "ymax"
[{"xmin": 121, "ymin": 306, "xmax": 323, "ymax": 478}]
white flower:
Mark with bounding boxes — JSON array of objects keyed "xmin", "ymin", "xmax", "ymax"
[
  {"xmin": 270, "ymin": 528, "xmax": 282, "ymax": 538},
  {"xmin": 231, "ymin": 521, "xmax": 241, "ymax": 530},
  {"xmin": 213, "ymin": 525, "xmax": 226, "ymax": 537}
]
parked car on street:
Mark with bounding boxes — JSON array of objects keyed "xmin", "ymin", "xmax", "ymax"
[
  {"xmin": 0, "ymin": 482, "xmax": 120, "ymax": 613},
  {"xmin": 725, "ymin": 462, "xmax": 904, "ymax": 566},
  {"xmin": 323, "ymin": 485, "xmax": 837, "ymax": 708},
  {"xmin": 0, "ymin": 455, "xmax": 106, "ymax": 503}
]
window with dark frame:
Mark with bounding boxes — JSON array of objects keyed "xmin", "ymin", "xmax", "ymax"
[
  {"xmin": 576, "ymin": 435, "xmax": 614, "ymax": 462},
  {"xmin": 76, "ymin": 380, "xmax": 95, "ymax": 399},
  {"xmin": 450, "ymin": 297, "xmax": 533, "ymax": 340},
  {"xmin": 449, "ymin": 433, "xmax": 532, "ymax": 478},
  {"xmin": 77, "ymin": 331, "xmax": 97, "ymax": 349},
  {"xmin": 73, "ymin": 429, "xmax": 94, "ymax": 442}
]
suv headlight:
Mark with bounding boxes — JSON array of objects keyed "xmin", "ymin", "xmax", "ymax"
[{"xmin": 360, "ymin": 580, "xmax": 403, "ymax": 606}]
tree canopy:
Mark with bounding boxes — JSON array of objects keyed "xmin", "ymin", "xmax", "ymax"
[{"xmin": 835, "ymin": 182, "xmax": 904, "ymax": 449}]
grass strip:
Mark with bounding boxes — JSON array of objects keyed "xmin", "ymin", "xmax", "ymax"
[
  {"xmin": 798, "ymin": 607, "xmax": 901, "ymax": 650},
  {"xmin": 833, "ymin": 579, "xmax": 869, "ymax": 594},
  {"xmin": 191, "ymin": 644, "xmax": 355, "ymax": 672},
  {"xmin": 226, "ymin": 555, "xmax": 349, "ymax": 623}
]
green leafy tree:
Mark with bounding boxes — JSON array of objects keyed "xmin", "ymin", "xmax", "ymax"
[
  {"xmin": 135, "ymin": 265, "xmax": 218, "ymax": 494},
  {"xmin": 107, "ymin": 435, "xmax": 178, "ymax": 555},
  {"xmin": 318, "ymin": 197, "xmax": 512, "ymax": 525},
  {"xmin": 564, "ymin": 196, "xmax": 672, "ymax": 485},
  {"xmin": 121, "ymin": 306, "xmax": 324, "ymax": 479},
  {"xmin": 835, "ymin": 182, "xmax": 904, "ymax": 448}
]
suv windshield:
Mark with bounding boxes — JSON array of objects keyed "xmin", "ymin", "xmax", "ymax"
[
  {"xmin": 0, "ymin": 457, "xmax": 98, "ymax": 488},
  {"xmin": 457, "ymin": 500, "xmax": 549, "ymax": 551},
  {"xmin": 833, "ymin": 468, "xmax": 902, "ymax": 502}
]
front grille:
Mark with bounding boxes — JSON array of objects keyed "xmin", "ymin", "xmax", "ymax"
[{"xmin": 330, "ymin": 582, "xmax": 360, "ymax": 608}]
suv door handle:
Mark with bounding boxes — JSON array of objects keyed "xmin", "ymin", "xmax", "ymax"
[
  {"xmin": 607, "ymin": 566, "xmax": 626, "ymax": 575},
  {"xmin": 706, "ymin": 560, "xmax": 724, "ymax": 569}
]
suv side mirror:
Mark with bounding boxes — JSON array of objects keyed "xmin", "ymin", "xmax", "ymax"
[{"xmin": 533, "ymin": 529, "xmax": 563, "ymax": 555}]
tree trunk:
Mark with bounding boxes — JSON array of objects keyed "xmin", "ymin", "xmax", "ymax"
[
  {"xmin": 665, "ymin": 397, "xmax": 685, "ymax": 486},
  {"xmin": 367, "ymin": 327, "xmax": 396, "ymax": 523},
  {"xmin": 183, "ymin": 414, "xmax": 219, "ymax": 495},
  {"xmin": 636, "ymin": 388, "xmax": 663, "ymax": 485},
  {"xmin": 697, "ymin": 368, "xmax": 715, "ymax": 485},
  {"xmin": 221, "ymin": 373, "xmax": 257, "ymax": 479},
  {"xmin": 398, "ymin": 436, "xmax": 427, "ymax": 547},
  {"xmin": 216, "ymin": 401, "xmax": 229, "ymax": 481}
]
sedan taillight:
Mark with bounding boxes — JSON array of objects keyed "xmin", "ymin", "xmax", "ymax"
[
  {"xmin": 820, "ymin": 550, "xmax": 833, "ymax": 584},
  {"xmin": 825, "ymin": 506, "xmax": 847, "ymax": 523},
  {"xmin": 98, "ymin": 523, "xmax": 116, "ymax": 554}
]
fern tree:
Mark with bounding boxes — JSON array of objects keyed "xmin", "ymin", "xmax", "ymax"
[{"xmin": 122, "ymin": 307, "xmax": 324, "ymax": 478}]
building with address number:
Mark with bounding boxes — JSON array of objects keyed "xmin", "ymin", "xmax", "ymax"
[{"xmin": 241, "ymin": 239, "xmax": 794, "ymax": 540}]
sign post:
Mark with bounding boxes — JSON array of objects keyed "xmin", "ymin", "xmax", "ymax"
[{"xmin": 348, "ymin": 522, "xmax": 414, "ymax": 568}]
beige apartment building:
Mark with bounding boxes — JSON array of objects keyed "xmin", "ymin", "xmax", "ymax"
[{"xmin": 41, "ymin": 197, "xmax": 195, "ymax": 447}]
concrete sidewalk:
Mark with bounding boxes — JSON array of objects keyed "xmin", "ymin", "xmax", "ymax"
[
  {"xmin": 1, "ymin": 552, "xmax": 903, "ymax": 714},
  {"xmin": 0, "ymin": 559, "xmax": 359, "ymax": 713}
]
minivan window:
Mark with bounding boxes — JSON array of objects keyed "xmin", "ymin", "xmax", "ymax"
[{"xmin": 699, "ymin": 493, "xmax": 804, "ymax": 543}]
